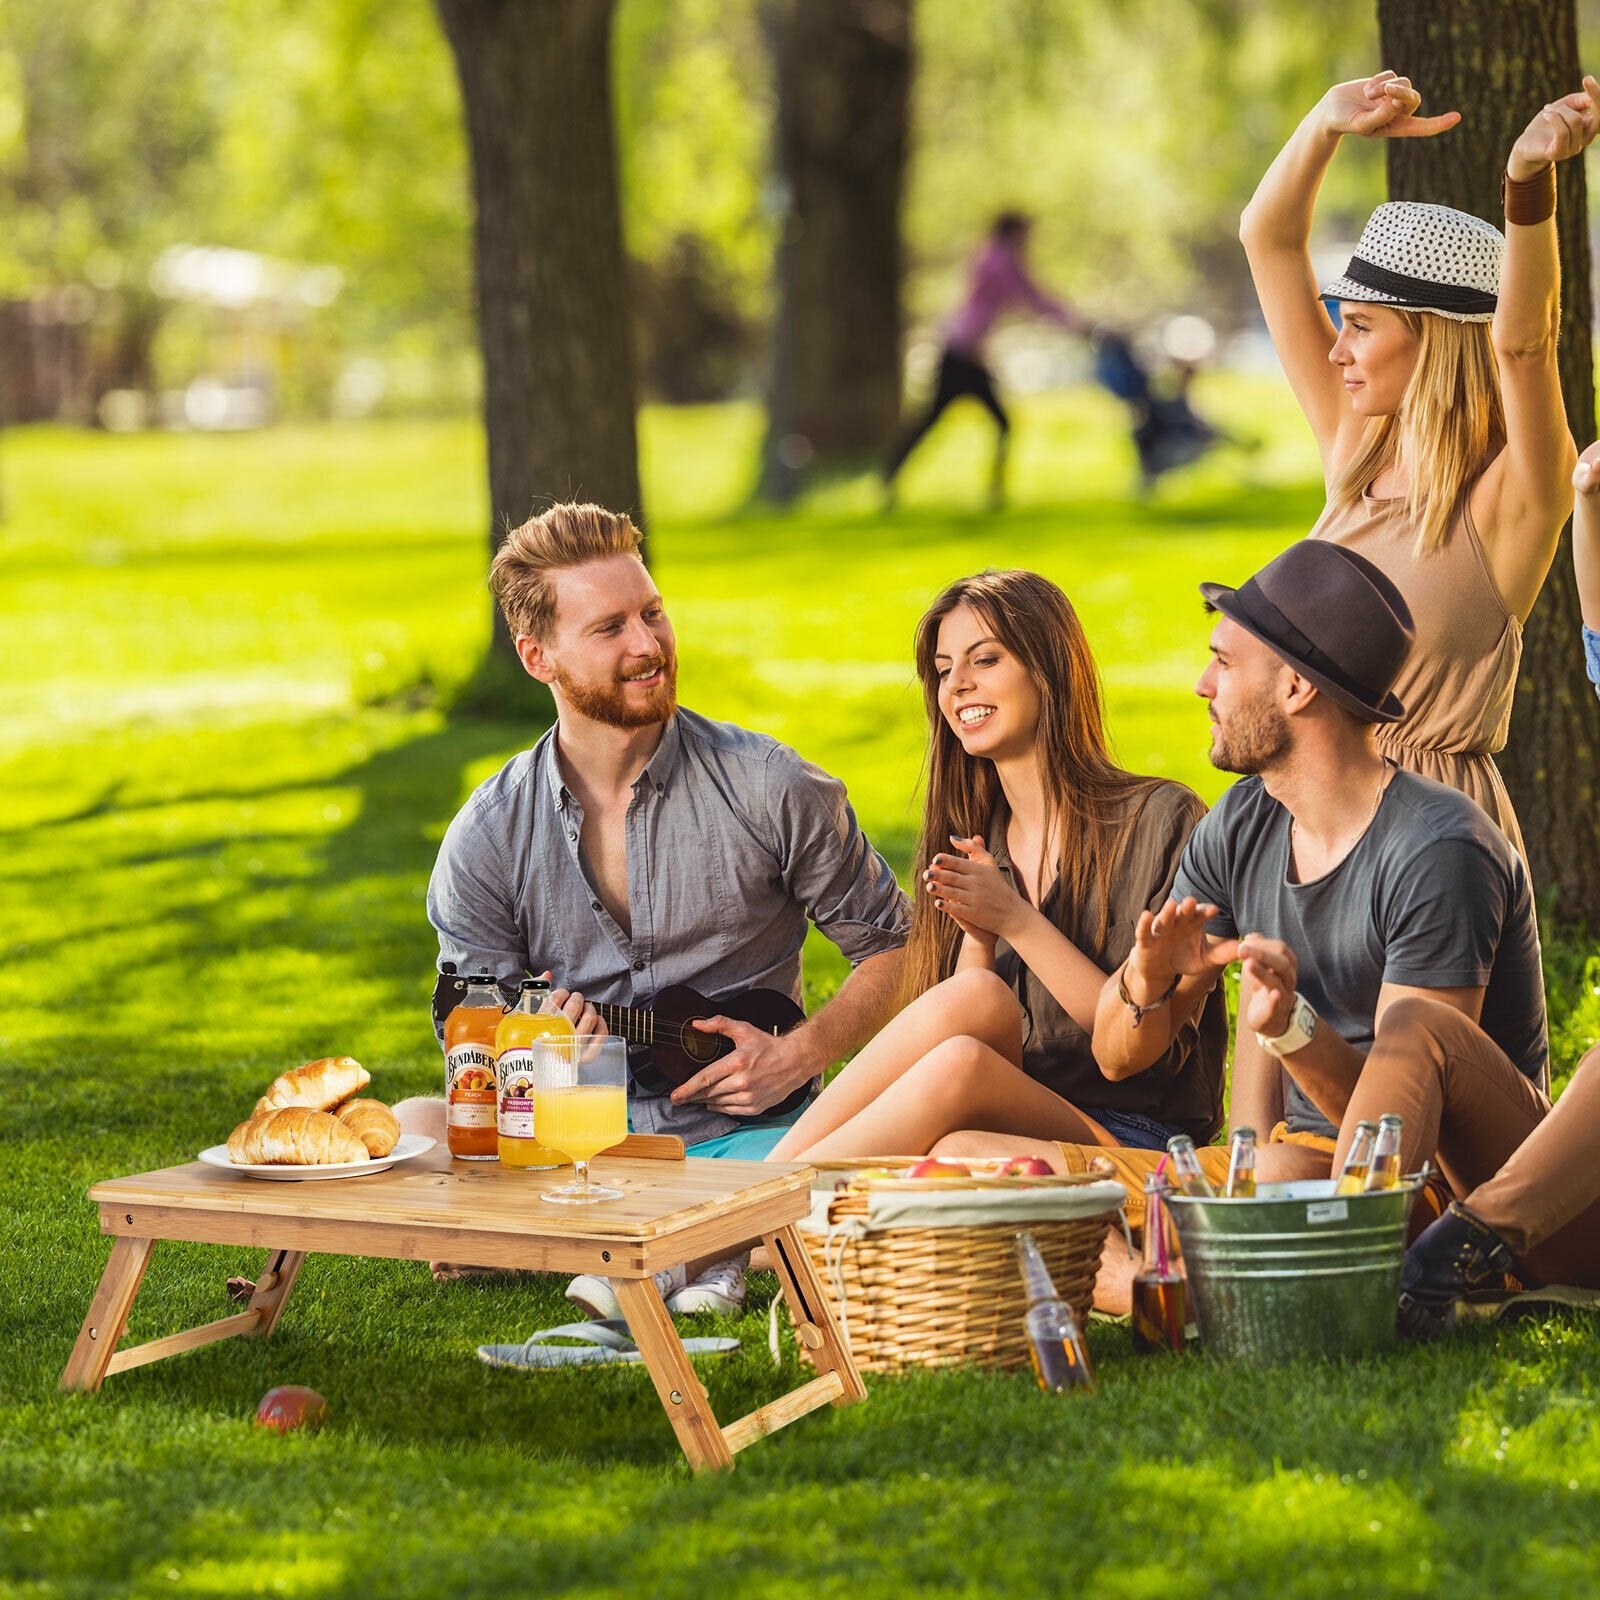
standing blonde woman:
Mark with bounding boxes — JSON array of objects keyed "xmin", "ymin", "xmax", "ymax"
[{"xmin": 1241, "ymin": 69, "xmax": 1599, "ymax": 856}]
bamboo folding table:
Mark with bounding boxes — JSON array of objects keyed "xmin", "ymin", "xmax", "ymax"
[{"xmin": 61, "ymin": 1135, "xmax": 864, "ymax": 1472}]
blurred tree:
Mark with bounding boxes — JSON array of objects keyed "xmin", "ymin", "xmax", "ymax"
[
  {"xmin": 761, "ymin": 0, "xmax": 911, "ymax": 499},
  {"xmin": 615, "ymin": 0, "xmax": 774, "ymax": 402},
  {"xmin": 432, "ymin": 0, "xmax": 642, "ymax": 711},
  {"xmin": 1379, "ymin": 0, "xmax": 1600, "ymax": 925},
  {"xmin": 0, "ymin": 0, "xmax": 228, "ymax": 417}
]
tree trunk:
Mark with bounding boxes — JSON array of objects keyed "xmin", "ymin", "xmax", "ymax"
[
  {"xmin": 762, "ymin": 0, "xmax": 910, "ymax": 499},
  {"xmin": 1379, "ymin": 0, "xmax": 1600, "ymax": 926},
  {"xmin": 433, "ymin": 0, "xmax": 644, "ymax": 705}
]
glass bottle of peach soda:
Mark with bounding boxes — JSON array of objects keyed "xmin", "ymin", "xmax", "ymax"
[
  {"xmin": 444, "ymin": 971, "xmax": 504, "ymax": 1160},
  {"xmin": 495, "ymin": 977, "xmax": 574, "ymax": 1169}
]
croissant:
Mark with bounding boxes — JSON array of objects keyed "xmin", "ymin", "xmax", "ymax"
[
  {"xmin": 227, "ymin": 1107, "xmax": 369, "ymax": 1165},
  {"xmin": 254, "ymin": 1056, "xmax": 370, "ymax": 1116},
  {"xmin": 335, "ymin": 1098, "xmax": 401, "ymax": 1158}
]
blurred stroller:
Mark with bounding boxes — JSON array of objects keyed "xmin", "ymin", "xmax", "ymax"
[{"xmin": 1091, "ymin": 325, "xmax": 1224, "ymax": 492}]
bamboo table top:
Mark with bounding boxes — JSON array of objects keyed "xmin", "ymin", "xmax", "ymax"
[{"xmin": 87, "ymin": 1142, "xmax": 819, "ymax": 1277}]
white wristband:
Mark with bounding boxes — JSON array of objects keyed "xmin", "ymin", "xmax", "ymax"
[{"xmin": 1254, "ymin": 992, "xmax": 1318, "ymax": 1058}]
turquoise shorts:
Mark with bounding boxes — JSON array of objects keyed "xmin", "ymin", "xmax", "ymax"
[
  {"xmin": 689, "ymin": 1120, "xmax": 797, "ymax": 1160},
  {"xmin": 624, "ymin": 1103, "xmax": 805, "ymax": 1160}
]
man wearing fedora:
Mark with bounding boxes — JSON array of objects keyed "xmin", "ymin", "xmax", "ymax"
[{"xmin": 1092, "ymin": 539, "xmax": 1548, "ymax": 1193}]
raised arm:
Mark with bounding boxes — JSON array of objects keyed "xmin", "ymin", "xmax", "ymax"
[
  {"xmin": 1476, "ymin": 77, "xmax": 1598, "ymax": 623},
  {"xmin": 1240, "ymin": 71, "xmax": 1459, "ymax": 477},
  {"xmin": 1092, "ymin": 897, "xmax": 1236, "ymax": 1079},
  {"xmin": 1575, "ymin": 442, "xmax": 1600, "ymax": 632}
]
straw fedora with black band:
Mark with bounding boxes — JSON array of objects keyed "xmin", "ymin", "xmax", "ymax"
[
  {"xmin": 1320, "ymin": 201, "xmax": 1503, "ymax": 324},
  {"xmin": 1200, "ymin": 541, "xmax": 1416, "ymax": 725}
]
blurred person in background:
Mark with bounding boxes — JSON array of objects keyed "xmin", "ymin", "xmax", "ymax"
[{"xmin": 882, "ymin": 211, "xmax": 1087, "ymax": 509}]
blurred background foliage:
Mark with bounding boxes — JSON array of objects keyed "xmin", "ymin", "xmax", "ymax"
[
  {"xmin": 1, "ymin": 0, "xmax": 1394, "ymax": 424},
  {"xmin": 5, "ymin": 0, "xmax": 1600, "ymax": 424}
]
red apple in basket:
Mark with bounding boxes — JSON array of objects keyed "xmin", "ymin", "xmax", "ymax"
[
  {"xmin": 1000, "ymin": 1157, "xmax": 1055, "ymax": 1178},
  {"xmin": 255, "ymin": 1385, "xmax": 329, "ymax": 1434},
  {"xmin": 906, "ymin": 1157, "xmax": 971, "ymax": 1179}
]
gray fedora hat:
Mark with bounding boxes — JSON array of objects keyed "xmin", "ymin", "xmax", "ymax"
[{"xmin": 1200, "ymin": 541, "xmax": 1416, "ymax": 724}]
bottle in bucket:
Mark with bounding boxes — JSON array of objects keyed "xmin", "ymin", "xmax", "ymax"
[
  {"xmin": 1224, "ymin": 1126, "xmax": 1257, "ymax": 1198},
  {"xmin": 1166, "ymin": 1134, "xmax": 1215, "ymax": 1198},
  {"xmin": 1362, "ymin": 1113, "xmax": 1404, "ymax": 1191},
  {"xmin": 1131, "ymin": 1176, "xmax": 1187, "ymax": 1354},
  {"xmin": 444, "ymin": 970, "xmax": 505, "ymax": 1160},
  {"xmin": 1334, "ymin": 1120, "xmax": 1378, "ymax": 1195},
  {"xmin": 496, "ymin": 977, "xmax": 575, "ymax": 1170},
  {"xmin": 1014, "ymin": 1231, "xmax": 1096, "ymax": 1394}
]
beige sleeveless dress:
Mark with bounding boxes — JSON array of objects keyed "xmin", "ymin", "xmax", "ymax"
[{"xmin": 1308, "ymin": 487, "xmax": 1526, "ymax": 862}]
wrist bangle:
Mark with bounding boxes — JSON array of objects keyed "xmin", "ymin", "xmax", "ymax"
[
  {"xmin": 1117, "ymin": 966, "xmax": 1179, "ymax": 1029},
  {"xmin": 1502, "ymin": 164, "xmax": 1556, "ymax": 226}
]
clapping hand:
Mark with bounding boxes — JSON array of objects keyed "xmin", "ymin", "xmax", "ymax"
[
  {"xmin": 923, "ymin": 834, "xmax": 1028, "ymax": 948},
  {"xmin": 1322, "ymin": 71, "xmax": 1459, "ymax": 142},
  {"xmin": 1511, "ymin": 75, "xmax": 1600, "ymax": 177}
]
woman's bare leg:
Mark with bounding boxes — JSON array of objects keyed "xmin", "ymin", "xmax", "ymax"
[
  {"xmin": 769, "ymin": 968, "xmax": 1024, "ymax": 1159},
  {"xmin": 789, "ymin": 1035, "xmax": 1107, "ymax": 1162}
]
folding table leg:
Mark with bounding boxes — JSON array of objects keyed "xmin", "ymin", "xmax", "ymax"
[
  {"xmin": 245, "ymin": 1249, "xmax": 305, "ymax": 1339},
  {"xmin": 613, "ymin": 1276, "xmax": 736, "ymax": 1473},
  {"xmin": 763, "ymin": 1224, "xmax": 866, "ymax": 1404},
  {"xmin": 60, "ymin": 1236, "xmax": 155, "ymax": 1393}
]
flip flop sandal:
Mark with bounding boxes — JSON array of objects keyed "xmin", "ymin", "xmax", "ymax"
[{"xmin": 476, "ymin": 1318, "xmax": 740, "ymax": 1371}]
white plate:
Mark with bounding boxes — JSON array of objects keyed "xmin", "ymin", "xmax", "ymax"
[{"xmin": 197, "ymin": 1133, "xmax": 435, "ymax": 1181}]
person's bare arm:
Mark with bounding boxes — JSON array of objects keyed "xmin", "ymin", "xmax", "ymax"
[
  {"xmin": 1240, "ymin": 71, "xmax": 1459, "ymax": 475},
  {"xmin": 1238, "ymin": 934, "xmax": 1484, "ymax": 1130},
  {"xmin": 1092, "ymin": 898, "xmax": 1237, "ymax": 1078},
  {"xmin": 1575, "ymin": 443, "xmax": 1600, "ymax": 630},
  {"xmin": 1476, "ymin": 77, "xmax": 1597, "ymax": 621},
  {"xmin": 1226, "ymin": 1029, "xmax": 1284, "ymax": 1139},
  {"xmin": 673, "ymin": 947, "xmax": 905, "ymax": 1118}
]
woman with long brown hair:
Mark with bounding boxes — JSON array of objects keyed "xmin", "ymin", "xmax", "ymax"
[
  {"xmin": 1241, "ymin": 68, "xmax": 1599, "ymax": 857},
  {"xmin": 768, "ymin": 569, "xmax": 1227, "ymax": 1162}
]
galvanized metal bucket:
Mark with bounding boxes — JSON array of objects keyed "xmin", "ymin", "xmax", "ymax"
[{"xmin": 1167, "ymin": 1177, "xmax": 1424, "ymax": 1364}]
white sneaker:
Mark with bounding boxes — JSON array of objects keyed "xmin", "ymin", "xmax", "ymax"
[
  {"xmin": 666, "ymin": 1255, "xmax": 748, "ymax": 1315},
  {"xmin": 565, "ymin": 1264, "xmax": 686, "ymax": 1321}
]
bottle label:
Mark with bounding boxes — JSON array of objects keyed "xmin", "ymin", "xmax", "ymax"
[
  {"xmin": 446, "ymin": 1043, "xmax": 497, "ymax": 1128},
  {"xmin": 497, "ymin": 1047, "xmax": 537, "ymax": 1140}
]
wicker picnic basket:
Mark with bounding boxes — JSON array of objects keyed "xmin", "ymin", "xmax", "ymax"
[{"xmin": 796, "ymin": 1160, "xmax": 1123, "ymax": 1373}]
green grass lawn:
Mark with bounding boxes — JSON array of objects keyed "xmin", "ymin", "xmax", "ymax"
[{"xmin": 3, "ymin": 390, "xmax": 1599, "ymax": 1599}]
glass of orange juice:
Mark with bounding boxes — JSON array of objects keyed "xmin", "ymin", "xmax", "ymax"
[{"xmin": 533, "ymin": 1037, "xmax": 629, "ymax": 1204}]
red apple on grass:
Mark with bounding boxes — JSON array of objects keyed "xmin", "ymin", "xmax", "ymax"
[{"xmin": 255, "ymin": 1386, "xmax": 329, "ymax": 1434}]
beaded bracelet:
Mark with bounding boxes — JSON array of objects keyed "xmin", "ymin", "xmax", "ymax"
[
  {"xmin": 1502, "ymin": 163, "xmax": 1557, "ymax": 226},
  {"xmin": 1116, "ymin": 966, "xmax": 1180, "ymax": 1028}
]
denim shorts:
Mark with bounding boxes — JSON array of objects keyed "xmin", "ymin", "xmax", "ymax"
[
  {"xmin": 1090, "ymin": 1107, "xmax": 1186, "ymax": 1151},
  {"xmin": 1584, "ymin": 625, "xmax": 1600, "ymax": 698}
]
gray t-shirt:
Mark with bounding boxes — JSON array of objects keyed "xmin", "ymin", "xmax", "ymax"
[
  {"xmin": 1174, "ymin": 768, "xmax": 1547, "ymax": 1139},
  {"xmin": 427, "ymin": 708, "xmax": 911, "ymax": 1144}
]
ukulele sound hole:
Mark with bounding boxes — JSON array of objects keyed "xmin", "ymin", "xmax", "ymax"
[{"xmin": 680, "ymin": 1021, "xmax": 723, "ymax": 1064}]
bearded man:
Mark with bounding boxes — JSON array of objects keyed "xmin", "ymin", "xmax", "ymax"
[{"xmin": 402, "ymin": 502, "xmax": 908, "ymax": 1316}]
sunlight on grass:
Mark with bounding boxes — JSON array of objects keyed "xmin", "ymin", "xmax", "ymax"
[{"xmin": 4, "ymin": 396, "xmax": 1600, "ymax": 1600}]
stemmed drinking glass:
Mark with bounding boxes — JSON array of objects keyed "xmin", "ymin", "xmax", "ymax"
[{"xmin": 533, "ymin": 1036, "xmax": 629, "ymax": 1203}]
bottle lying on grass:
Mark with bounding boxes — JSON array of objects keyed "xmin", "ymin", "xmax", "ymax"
[{"xmin": 1014, "ymin": 1231, "xmax": 1096, "ymax": 1394}]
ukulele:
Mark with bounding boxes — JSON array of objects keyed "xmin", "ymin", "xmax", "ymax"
[
  {"xmin": 592, "ymin": 984, "xmax": 811, "ymax": 1118},
  {"xmin": 432, "ymin": 969, "xmax": 811, "ymax": 1119}
]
